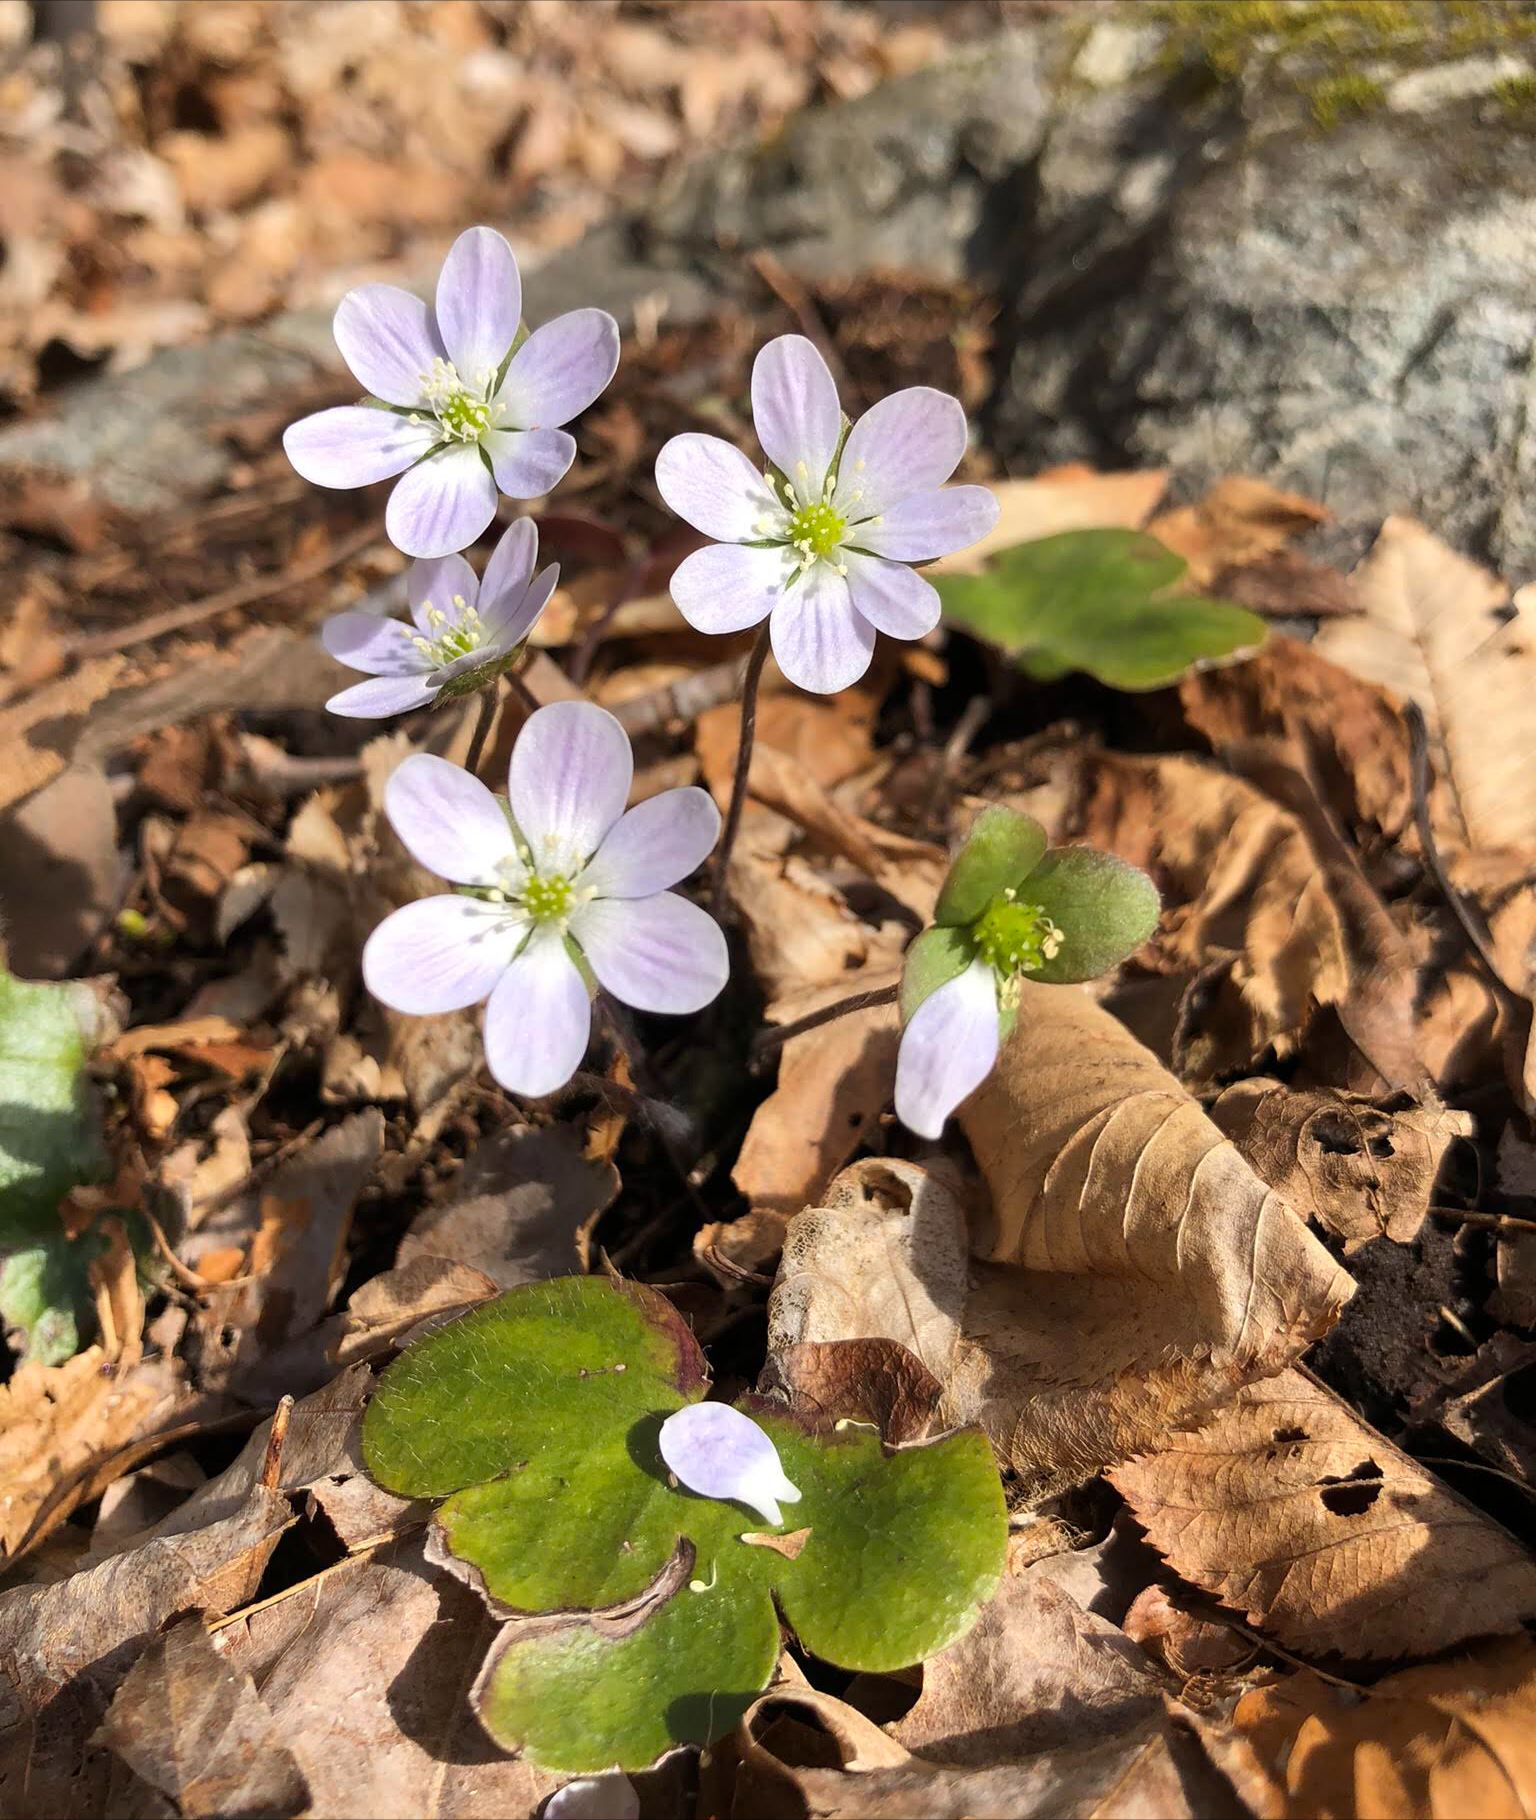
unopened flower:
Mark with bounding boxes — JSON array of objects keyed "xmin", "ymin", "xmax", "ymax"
[
  {"xmin": 894, "ymin": 808, "xmax": 1160, "ymax": 1140},
  {"xmin": 653, "ymin": 334, "xmax": 998, "ymax": 694},
  {"xmin": 285, "ymin": 226, "xmax": 619, "ymax": 559},
  {"xmin": 658, "ymin": 1403, "xmax": 802, "ymax": 1527},
  {"xmin": 364, "ymin": 702, "xmax": 727, "ymax": 1096},
  {"xmin": 322, "ymin": 518, "xmax": 557, "ymax": 718}
]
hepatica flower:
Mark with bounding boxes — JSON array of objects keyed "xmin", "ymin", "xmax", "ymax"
[
  {"xmin": 365, "ymin": 702, "xmax": 727, "ymax": 1096},
  {"xmin": 659, "ymin": 1402, "xmax": 802, "ymax": 1528},
  {"xmin": 285, "ymin": 226, "xmax": 619, "ymax": 559},
  {"xmin": 322, "ymin": 518, "xmax": 557, "ymax": 718},
  {"xmin": 894, "ymin": 808, "xmax": 1160, "ymax": 1140},
  {"xmin": 654, "ymin": 334, "xmax": 998, "ymax": 693}
]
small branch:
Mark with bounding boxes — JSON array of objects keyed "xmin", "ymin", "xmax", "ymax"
[
  {"xmin": 258, "ymin": 1396, "xmax": 294, "ymax": 1491},
  {"xmin": 749, "ymin": 983, "xmax": 900, "ymax": 1070},
  {"xmin": 463, "ymin": 681, "xmax": 500, "ymax": 778},
  {"xmin": 711, "ymin": 624, "xmax": 773, "ymax": 924},
  {"xmin": 1431, "ymin": 1205, "xmax": 1536, "ymax": 1236}
]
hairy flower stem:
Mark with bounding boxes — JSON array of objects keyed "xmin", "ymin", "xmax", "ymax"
[
  {"xmin": 711, "ymin": 623, "xmax": 773, "ymax": 924},
  {"xmin": 463, "ymin": 681, "xmax": 500, "ymax": 778},
  {"xmin": 748, "ymin": 982, "xmax": 900, "ymax": 1071}
]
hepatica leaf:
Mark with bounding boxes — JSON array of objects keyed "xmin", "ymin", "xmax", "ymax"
[
  {"xmin": 937, "ymin": 528, "xmax": 1267, "ymax": 691},
  {"xmin": 362, "ymin": 1276, "xmax": 1006, "ymax": 1774}
]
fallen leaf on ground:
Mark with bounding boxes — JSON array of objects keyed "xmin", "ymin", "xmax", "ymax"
[
  {"xmin": 1148, "ymin": 474, "xmax": 1330, "ymax": 588},
  {"xmin": 930, "ymin": 467, "xmax": 1169, "ymax": 576}
]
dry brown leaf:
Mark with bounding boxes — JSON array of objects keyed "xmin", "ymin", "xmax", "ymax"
[
  {"xmin": 930, "ymin": 467, "xmax": 1169, "ymax": 577},
  {"xmin": 696, "ymin": 686, "xmax": 878, "ymax": 797},
  {"xmin": 1112, "ymin": 1367, "xmax": 1536, "ymax": 1660},
  {"xmin": 1149, "ymin": 475, "xmax": 1330, "ymax": 588}
]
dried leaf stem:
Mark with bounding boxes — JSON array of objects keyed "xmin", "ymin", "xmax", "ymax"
[
  {"xmin": 749, "ymin": 983, "xmax": 900, "ymax": 1068},
  {"xmin": 463, "ymin": 679, "xmax": 500, "ymax": 778},
  {"xmin": 711, "ymin": 622, "xmax": 773, "ymax": 923}
]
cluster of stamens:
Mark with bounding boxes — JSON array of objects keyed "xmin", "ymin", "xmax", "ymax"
[
  {"xmin": 519, "ymin": 873, "xmax": 575, "ymax": 923},
  {"xmin": 407, "ymin": 597, "xmax": 488, "ymax": 668},
  {"xmin": 750, "ymin": 455, "xmax": 884, "ymax": 579},
  {"xmin": 971, "ymin": 889, "xmax": 1064, "ymax": 985},
  {"xmin": 414, "ymin": 357, "xmax": 503, "ymax": 443}
]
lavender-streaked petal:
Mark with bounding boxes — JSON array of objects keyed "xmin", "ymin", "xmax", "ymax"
[
  {"xmin": 407, "ymin": 553, "xmax": 480, "ymax": 630},
  {"xmin": 321, "ymin": 611, "xmax": 426, "ymax": 676},
  {"xmin": 769, "ymin": 564, "xmax": 875, "ymax": 694},
  {"xmin": 383, "ymin": 752, "xmax": 516, "ymax": 885},
  {"xmin": 333, "ymin": 284, "xmax": 443, "ymax": 407},
  {"xmin": 325, "ymin": 674, "xmax": 439, "ymax": 718},
  {"xmin": 669, "ymin": 541, "xmax": 790, "ymax": 635},
  {"xmin": 284, "ymin": 407, "xmax": 437, "ymax": 489},
  {"xmin": 579, "ymin": 788, "xmax": 721, "ymax": 899},
  {"xmin": 893, "ymin": 955, "xmax": 1000, "ymax": 1140},
  {"xmin": 497, "ymin": 308, "xmax": 620, "ymax": 428},
  {"xmin": 658, "ymin": 1403, "xmax": 802, "ymax": 1526},
  {"xmin": 654, "ymin": 433, "xmax": 785, "ymax": 542},
  {"xmin": 481, "ymin": 928, "xmax": 592, "ymax": 1097},
  {"xmin": 362, "ymin": 895, "xmax": 525, "ymax": 1016},
  {"xmin": 483, "ymin": 563, "xmax": 559, "ymax": 647},
  {"xmin": 832, "ymin": 387, "xmax": 967, "ymax": 518},
  {"xmin": 434, "ymin": 226, "xmax": 522, "ymax": 391},
  {"xmin": 840, "ymin": 551, "xmax": 940, "ymax": 642},
  {"xmin": 385, "ymin": 443, "xmax": 499, "ymax": 559},
  {"xmin": 508, "ymin": 700, "xmax": 633, "ymax": 875},
  {"xmin": 479, "ymin": 517, "xmax": 539, "ymax": 610},
  {"xmin": 847, "ymin": 485, "xmax": 999, "ymax": 562},
  {"xmin": 570, "ymin": 892, "xmax": 727, "ymax": 1015},
  {"xmin": 751, "ymin": 334, "xmax": 843, "ymax": 501},
  {"xmin": 482, "ymin": 427, "xmax": 576, "ymax": 500}
]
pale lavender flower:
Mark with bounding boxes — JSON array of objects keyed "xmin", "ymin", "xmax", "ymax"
[
  {"xmin": 322, "ymin": 518, "xmax": 557, "ymax": 718},
  {"xmin": 364, "ymin": 702, "xmax": 726, "ymax": 1097},
  {"xmin": 893, "ymin": 956, "xmax": 1016, "ymax": 1143},
  {"xmin": 285, "ymin": 226, "xmax": 619, "ymax": 560},
  {"xmin": 653, "ymin": 334, "xmax": 998, "ymax": 694},
  {"xmin": 658, "ymin": 1403, "xmax": 802, "ymax": 1527}
]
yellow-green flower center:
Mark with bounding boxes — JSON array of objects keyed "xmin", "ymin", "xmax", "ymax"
[
  {"xmin": 971, "ymin": 892, "xmax": 1063, "ymax": 980},
  {"xmin": 521, "ymin": 873, "xmax": 574, "ymax": 923},
  {"xmin": 418, "ymin": 356, "xmax": 498, "ymax": 443},
  {"xmin": 788, "ymin": 499, "xmax": 847, "ymax": 559},
  {"xmin": 409, "ymin": 600, "xmax": 487, "ymax": 668}
]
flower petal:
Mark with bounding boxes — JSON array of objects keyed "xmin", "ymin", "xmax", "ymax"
[
  {"xmin": 769, "ymin": 564, "xmax": 876, "ymax": 694},
  {"xmin": 326, "ymin": 674, "xmax": 439, "ymax": 718},
  {"xmin": 284, "ymin": 407, "xmax": 436, "ymax": 489},
  {"xmin": 579, "ymin": 787, "xmax": 721, "ymax": 899},
  {"xmin": 543, "ymin": 1775, "xmax": 639, "ymax": 1820},
  {"xmin": 893, "ymin": 955, "xmax": 1000, "ymax": 1140},
  {"xmin": 654, "ymin": 433, "xmax": 785, "ymax": 542},
  {"xmin": 832, "ymin": 387, "xmax": 967, "ymax": 517},
  {"xmin": 433, "ymin": 226, "xmax": 521, "ymax": 391},
  {"xmin": 569, "ymin": 891, "xmax": 727, "ymax": 1015},
  {"xmin": 482, "ymin": 427, "xmax": 576, "ymax": 500},
  {"xmin": 481, "ymin": 928, "xmax": 592, "ymax": 1097},
  {"xmin": 478, "ymin": 516, "xmax": 538, "ymax": 610},
  {"xmin": 385, "ymin": 444, "xmax": 499, "ymax": 559},
  {"xmin": 333, "ymin": 284, "xmax": 443, "ymax": 407},
  {"xmin": 752, "ymin": 334, "xmax": 843, "ymax": 501},
  {"xmin": 497, "ymin": 307, "xmax": 619, "ymax": 428},
  {"xmin": 321, "ymin": 611, "xmax": 425, "ymax": 676},
  {"xmin": 407, "ymin": 553, "xmax": 479, "ymax": 630},
  {"xmin": 383, "ymin": 752, "xmax": 517, "ymax": 885},
  {"xmin": 848, "ymin": 484, "xmax": 999, "ymax": 562},
  {"xmin": 658, "ymin": 1403, "xmax": 802, "ymax": 1527},
  {"xmin": 840, "ymin": 551, "xmax": 940, "ymax": 642},
  {"xmin": 669, "ymin": 541, "xmax": 790, "ymax": 635},
  {"xmin": 483, "ymin": 563, "xmax": 558, "ymax": 646},
  {"xmin": 363, "ymin": 895, "xmax": 525, "ymax": 1015},
  {"xmin": 508, "ymin": 700, "xmax": 633, "ymax": 875}
]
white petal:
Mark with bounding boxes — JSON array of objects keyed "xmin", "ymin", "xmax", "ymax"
[
  {"xmin": 322, "ymin": 611, "xmax": 427, "ymax": 676},
  {"xmin": 385, "ymin": 443, "xmax": 499, "ymax": 560},
  {"xmin": 840, "ymin": 551, "xmax": 940, "ymax": 642},
  {"xmin": 658, "ymin": 1403, "xmax": 802, "ymax": 1526},
  {"xmin": 325, "ymin": 674, "xmax": 438, "ymax": 718},
  {"xmin": 579, "ymin": 788, "xmax": 721, "ymax": 898},
  {"xmin": 508, "ymin": 700, "xmax": 633, "ymax": 877},
  {"xmin": 893, "ymin": 956, "xmax": 1000, "ymax": 1140},
  {"xmin": 333, "ymin": 284, "xmax": 443, "ymax": 407},
  {"xmin": 363, "ymin": 896, "xmax": 525, "ymax": 1016},
  {"xmin": 433, "ymin": 226, "xmax": 522, "ymax": 390},
  {"xmin": 482, "ymin": 426, "xmax": 577, "ymax": 499},
  {"xmin": 751, "ymin": 334, "xmax": 843, "ymax": 501},
  {"xmin": 669, "ymin": 541, "xmax": 791, "ymax": 635},
  {"xmin": 407, "ymin": 552, "xmax": 479, "ymax": 630},
  {"xmin": 283, "ymin": 407, "xmax": 436, "ymax": 488},
  {"xmin": 479, "ymin": 516, "xmax": 539, "ymax": 609},
  {"xmin": 383, "ymin": 753, "xmax": 517, "ymax": 885},
  {"xmin": 482, "ymin": 562, "xmax": 558, "ymax": 647},
  {"xmin": 481, "ymin": 928, "xmax": 592, "ymax": 1096},
  {"xmin": 768, "ymin": 564, "xmax": 876, "ymax": 694},
  {"xmin": 496, "ymin": 308, "xmax": 620, "ymax": 428},
  {"xmin": 846, "ymin": 485, "xmax": 999, "ymax": 562},
  {"xmin": 832, "ymin": 387, "xmax": 967, "ymax": 518},
  {"xmin": 570, "ymin": 892, "xmax": 727, "ymax": 1015},
  {"xmin": 654, "ymin": 434, "xmax": 785, "ymax": 542}
]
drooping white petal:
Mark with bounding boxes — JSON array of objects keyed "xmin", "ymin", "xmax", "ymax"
[
  {"xmin": 325, "ymin": 674, "xmax": 439, "ymax": 718},
  {"xmin": 768, "ymin": 563, "xmax": 876, "ymax": 694},
  {"xmin": 433, "ymin": 226, "xmax": 522, "ymax": 391},
  {"xmin": 846, "ymin": 485, "xmax": 999, "ymax": 562},
  {"xmin": 668, "ymin": 541, "xmax": 791, "ymax": 635},
  {"xmin": 407, "ymin": 552, "xmax": 480, "ymax": 630},
  {"xmin": 283, "ymin": 407, "xmax": 437, "ymax": 489},
  {"xmin": 508, "ymin": 700, "xmax": 633, "ymax": 877},
  {"xmin": 333, "ymin": 284, "xmax": 444, "ymax": 408},
  {"xmin": 893, "ymin": 955, "xmax": 1000, "ymax": 1140},
  {"xmin": 751, "ymin": 334, "xmax": 843, "ymax": 502},
  {"xmin": 831, "ymin": 387, "xmax": 967, "ymax": 518},
  {"xmin": 321, "ymin": 611, "xmax": 427, "ymax": 676},
  {"xmin": 362, "ymin": 896, "xmax": 526, "ymax": 1016},
  {"xmin": 658, "ymin": 1403, "xmax": 802, "ymax": 1527},
  {"xmin": 482, "ymin": 427, "xmax": 577, "ymax": 500},
  {"xmin": 839, "ymin": 551, "xmax": 941, "ymax": 642},
  {"xmin": 654, "ymin": 434, "xmax": 785, "ymax": 542},
  {"xmin": 383, "ymin": 753, "xmax": 518, "ymax": 885},
  {"xmin": 478, "ymin": 516, "xmax": 539, "ymax": 611},
  {"xmin": 569, "ymin": 892, "xmax": 727, "ymax": 1015},
  {"xmin": 481, "ymin": 927, "xmax": 592, "ymax": 1097},
  {"xmin": 385, "ymin": 443, "xmax": 500, "ymax": 560},
  {"xmin": 579, "ymin": 788, "xmax": 721, "ymax": 898},
  {"xmin": 496, "ymin": 308, "xmax": 620, "ymax": 428}
]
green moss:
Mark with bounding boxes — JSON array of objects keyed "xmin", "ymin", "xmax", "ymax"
[
  {"xmin": 1494, "ymin": 69, "xmax": 1536, "ymax": 111},
  {"xmin": 1310, "ymin": 71, "xmax": 1386, "ymax": 128}
]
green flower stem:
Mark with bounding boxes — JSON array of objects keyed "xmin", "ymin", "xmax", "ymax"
[
  {"xmin": 463, "ymin": 680, "xmax": 500, "ymax": 779},
  {"xmin": 710, "ymin": 622, "xmax": 773, "ymax": 925},
  {"xmin": 748, "ymin": 982, "xmax": 900, "ymax": 1071}
]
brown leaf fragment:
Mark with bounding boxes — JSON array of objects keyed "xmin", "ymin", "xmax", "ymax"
[
  {"xmin": 741, "ymin": 1527, "xmax": 812, "ymax": 1560},
  {"xmin": 1111, "ymin": 1367, "xmax": 1536, "ymax": 1660},
  {"xmin": 765, "ymin": 1341, "xmax": 944, "ymax": 1445},
  {"xmin": 0, "ymin": 762, "xmax": 122, "ymax": 976},
  {"xmin": 1211, "ymin": 550, "xmax": 1360, "ymax": 619},
  {"xmin": 1121, "ymin": 1586, "xmax": 1255, "ymax": 1678},
  {"xmin": 94, "ymin": 1615, "xmax": 309, "ymax": 1819},
  {"xmin": 1149, "ymin": 474, "xmax": 1331, "ymax": 589}
]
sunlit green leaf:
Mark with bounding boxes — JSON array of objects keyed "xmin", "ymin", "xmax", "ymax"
[
  {"xmin": 934, "ymin": 806, "xmax": 1047, "ymax": 927},
  {"xmin": 1023, "ymin": 847, "xmax": 1162, "ymax": 984}
]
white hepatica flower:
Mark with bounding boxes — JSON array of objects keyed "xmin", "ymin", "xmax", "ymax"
[{"xmin": 658, "ymin": 1403, "xmax": 802, "ymax": 1527}]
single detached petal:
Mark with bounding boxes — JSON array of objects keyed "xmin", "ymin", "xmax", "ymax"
[
  {"xmin": 333, "ymin": 284, "xmax": 443, "ymax": 408},
  {"xmin": 832, "ymin": 387, "xmax": 967, "ymax": 518},
  {"xmin": 658, "ymin": 1403, "xmax": 802, "ymax": 1527},
  {"xmin": 893, "ymin": 955, "xmax": 1000, "ymax": 1141},
  {"xmin": 284, "ymin": 407, "xmax": 437, "ymax": 489},
  {"xmin": 482, "ymin": 928, "xmax": 591, "ymax": 1097},
  {"xmin": 321, "ymin": 611, "xmax": 425, "ymax": 676},
  {"xmin": 408, "ymin": 552, "xmax": 480, "ymax": 630},
  {"xmin": 752, "ymin": 334, "xmax": 843, "ymax": 501},
  {"xmin": 841, "ymin": 551, "xmax": 940, "ymax": 641},
  {"xmin": 769, "ymin": 564, "xmax": 876, "ymax": 694},
  {"xmin": 363, "ymin": 895, "xmax": 526, "ymax": 1016},
  {"xmin": 483, "ymin": 426, "xmax": 576, "ymax": 500},
  {"xmin": 509, "ymin": 700, "xmax": 633, "ymax": 876},
  {"xmin": 570, "ymin": 891, "xmax": 727, "ymax": 1015},
  {"xmin": 326, "ymin": 674, "xmax": 439, "ymax": 718},
  {"xmin": 434, "ymin": 226, "xmax": 521, "ymax": 391},
  {"xmin": 543, "ymin": 1775, "xmax": 639, "ymax": 1820},
  {"xmin": 847, "ymin": 484, "xmax": 999, "ymax": 562},
  {"xmin": 497, "ymin": 308, "xmax": 620, "ymax": 428},
  {"xmin": 654, "ymin": 433, "xmax": 785, "ymax": 542},
  {"xmin": 478, "ymin": 516, "xmax": 539, "ymax": 611},
  {"xmin": 383, "ymin": 752, "xmax": 516, "ymax": 885},
  {"xmin": 669, "ymin": 541, "xmax": 790, "ymax": 635},
  {"xmin": 385, "ymin": 443, "xmax": 499, "ymax": 559},
  {"xmin": 484, "ymin": 563, "xmax": 559, "ymax": 647},
  {"xmin": 580, "ymin": 788, "xmax": 721, "ymax": 898}
]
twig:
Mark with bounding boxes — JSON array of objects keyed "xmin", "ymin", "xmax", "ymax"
[
  {"xmin": 749, "ymin": 983, "xmax": 900, "ymax": 1069},
  {"xmin": 919, "ymin": 692, "xmax": 990, "ymax": 832},
  {"xmin": 207, "ymin": 1523, "xmax": 425, "ymax": 1633},
  {"xmin": 1431, "ymin": 1205, "xmax": 1536, "ymax": 1236},
  {"xmin": 748, "ymin": 250, "xmax": 844, "ymax": 385},
  {"xmin": 613, "ymin": 654, "xmax": 766, "ymax": 738},
  {"xmin": 258, "ymin": 1396, "xmax": 294, "ymax": 1491},
  {"xmin": 711, "ymin": 624, "xmax": 773, "ymax": 923},
  {"xmin": 1411, "ymin": 1454, "xmax": 1536, "ymax": 1501},
  {"xmin": 505, "ymin": 666, "xmax": 541, "ymax": 718},
  {"xmin": 463, "ymin": 681, "xmax": 500, "ymax": 778},
  {"xmin": 570, "ymin": 552, "xmax": 649, "ymax": 687}
]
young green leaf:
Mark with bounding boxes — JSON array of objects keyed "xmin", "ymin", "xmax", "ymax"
[
  {"xmin": 933, "ymin": 807, "xmax": 1047, "ymax": 927},
  {"xmin": 0, "ymin": 967, "xmax": 106, "ymax": 1245},
  {"xmin": 1020, "ymin": 847, "xmax": 1162, "ymax": 984},
  {"xmin": 899, "ymin": 925, "xmax": 976, "ymax": 1023}
]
